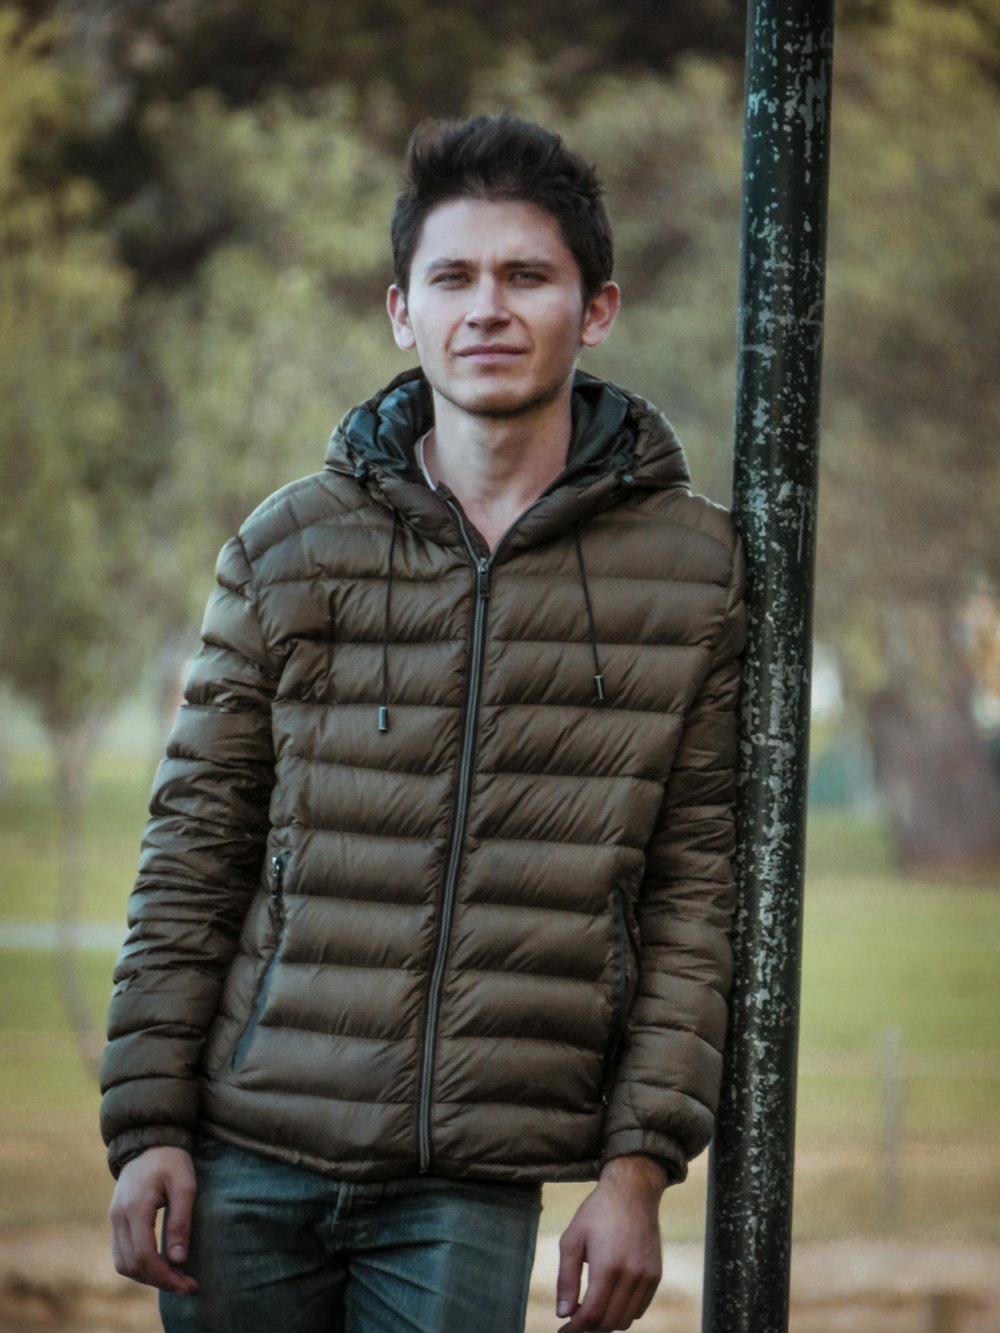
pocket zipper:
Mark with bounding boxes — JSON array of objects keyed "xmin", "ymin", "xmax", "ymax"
[
  {"xmin": 230, "ymin": 853, "xmax": 288, "ymax": 1071},
  {"xmin": 602, "ymin": 886, "xmax": 635, "ymax": 1100}
]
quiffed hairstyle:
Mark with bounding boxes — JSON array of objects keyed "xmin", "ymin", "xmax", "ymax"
[{"xmin": 391, "ymin": 112, "xmax": 614, "ymax": 301}]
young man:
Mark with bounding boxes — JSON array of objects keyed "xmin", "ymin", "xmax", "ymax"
[{"xmin": 102, "ymin": 113, "xmax": 744, "ymax": 1333}]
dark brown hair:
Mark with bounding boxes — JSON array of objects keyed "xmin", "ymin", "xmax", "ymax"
[{"xmin": 391, "ymin": 112, "xmax": 614, "ymax": 300}]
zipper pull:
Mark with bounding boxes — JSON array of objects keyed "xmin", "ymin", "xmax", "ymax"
[
  {"xmin": 270, "ymin": 853, "xmax": 286, "ymax": 901},
  {"xmin": 476, "ymin": 557, "xmax": 490, "ymax": 600}
]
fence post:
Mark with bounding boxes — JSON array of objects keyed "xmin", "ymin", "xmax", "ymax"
[
  {"xmin": 702, "ymin": 2, "xmax": 835, "ymax": 1331},
  {"xmin": 879, "ymin": 1027, "xmax": 904, "ymax": 1223}
]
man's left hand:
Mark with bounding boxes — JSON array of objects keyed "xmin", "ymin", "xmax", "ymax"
[{"xmin": 555, "ymin": 1154, "xmax": 667, "ymax": 1332}]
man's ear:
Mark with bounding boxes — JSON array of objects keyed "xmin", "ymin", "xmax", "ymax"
[
  {"xmin": 581, "ymin": 281, "xmax": 621, "ymax": 349},
  {"xmin": 387, "ymin": 285, "xmax": 416, "ymax": 351}
]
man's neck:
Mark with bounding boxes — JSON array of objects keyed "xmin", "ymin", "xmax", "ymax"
[{"xmin": 426, "ymin": 390, "xmax": 574, "ymax": 552}]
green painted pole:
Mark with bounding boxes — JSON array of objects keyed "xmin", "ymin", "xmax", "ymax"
[{"xmin": 702, "ymin": 2, "xmax": 834, "ymax": 1331}]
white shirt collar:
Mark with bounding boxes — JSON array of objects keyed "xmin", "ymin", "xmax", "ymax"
[{"xmin": 415, "ymin": 430, "xmax": 437, "ymax": 490}]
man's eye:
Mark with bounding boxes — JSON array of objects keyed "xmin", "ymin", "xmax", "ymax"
[
  {"xmin": 433, "ymin": 271, "xmax": 466, "ymax": 285},
  {"xmin": 512, "ymin": 271, "xmax": 547, "ymax": 283}
]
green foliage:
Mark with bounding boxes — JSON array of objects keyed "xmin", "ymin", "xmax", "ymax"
[
  {"xmin": 123, "ymin": 89, "xmax": 409, "ymax": 618},
  {"xmin": 819, "ymin": 1, "xmax": 1000, "ymax": 685},
  {"xmin": 0, "ymin": 9, "xmax": 155, "ymax": 741},
  {"xmin": 0, "ymin": 9, "xmax": 96, "ymax": 245},
  {"xmin": 123, "ymin": 87, "xmax": 397, "ymax": 282},
  {"xmin": 0, "ymin": 243, "xmax": 140, "ymax": 726},
  {"xmin": 30, "ymin": 0, "xmax": 743, "ymax": 134}
]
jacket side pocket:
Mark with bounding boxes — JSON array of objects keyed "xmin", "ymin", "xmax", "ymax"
[
  {"xmin": 602, "ymin": 885, "xmax": 638, "ymax": 1099},
  {"xmin": 230, "ymin": 852, "xmax": 287, "ymax": 1072}
]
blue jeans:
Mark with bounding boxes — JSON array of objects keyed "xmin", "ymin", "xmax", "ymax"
[{"xmin": 160, "ymin": 1139, "xmax": 542, "ymax": 1333}]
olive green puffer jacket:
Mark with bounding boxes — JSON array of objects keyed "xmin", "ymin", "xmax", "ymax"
[{"xmin": 101, "ymin": 369, "xmax": 745, "ymax": 1187}]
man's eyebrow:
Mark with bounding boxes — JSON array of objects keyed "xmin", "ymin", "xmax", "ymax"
[
  {"xmin": 422, "ymin": 256, "xmax": 559, "ymax": 273},
  {"xmin": 424, "ymin": 258, "xmax": 470, "ymax": 272},
  {"xmin": 503, "ymin": 257, "xmax": 558, "ymax": 271}
]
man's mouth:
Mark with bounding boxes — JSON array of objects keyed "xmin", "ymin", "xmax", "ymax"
[{"xmin": 456, "ymin": 345, "xmax": 526, "ymax": 358}]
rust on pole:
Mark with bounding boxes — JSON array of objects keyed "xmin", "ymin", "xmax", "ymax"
[{"xmin": 702, "ymin": 1, "xmax": 834, "ymax": 1331}]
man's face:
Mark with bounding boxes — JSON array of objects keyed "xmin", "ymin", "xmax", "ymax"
[{"xmin": 387, "ymin": 197, "xmax": 618, "ymax": 421}]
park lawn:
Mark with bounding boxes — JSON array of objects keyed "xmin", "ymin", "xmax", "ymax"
[
  {"xmin": 0, "ymin": 749, "xmax": 155, "ymax": 924},
  {"xmin": 801, "ymin": 875, "xmax": 999, "ymax": 1055},
  {"xmin": 1, "ymin": 751, "xmax": 998, "ymax": 1235},
  {"xmin": 798, "ymin": 875, "xmax": 1000, "ymax": 1139}
]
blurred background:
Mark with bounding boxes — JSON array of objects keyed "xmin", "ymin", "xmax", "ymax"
[{"xmin": 1, "ymin": 0, "xmax": 998, "ymax": 1328}]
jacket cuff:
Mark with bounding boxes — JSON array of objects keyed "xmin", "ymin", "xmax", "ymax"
[
  {"xmin": 107, "ymin": 1125, "xmax": 194, "ymax": 1179},
  {"xmin": 600, "ymin": 1129, "xmax": 688, "ymax": 1187}
]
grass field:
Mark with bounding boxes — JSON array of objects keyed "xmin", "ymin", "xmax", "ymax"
[{"xmin": 1, "ymin": 747, "xmax": 998, "ymax": 1241}]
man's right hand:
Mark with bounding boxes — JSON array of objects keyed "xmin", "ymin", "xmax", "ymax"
[{"xmin": 109, "ymin": 1146, "xmax": 199, "ymax": 1295}]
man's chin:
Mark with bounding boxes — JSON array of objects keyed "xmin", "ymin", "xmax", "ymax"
[{"xmin": 445, "ymin": 383, "xmax": 567, "ymax": 421}]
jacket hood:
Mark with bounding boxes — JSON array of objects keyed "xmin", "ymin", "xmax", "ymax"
[{"xmin": 324, "ymin": 367, "xmax": 691, "ymax": 552}]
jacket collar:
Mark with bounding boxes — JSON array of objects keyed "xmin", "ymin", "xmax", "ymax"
[{"xmin": 324, "ymin": 367, "xmax": 691, "ymax": 550}]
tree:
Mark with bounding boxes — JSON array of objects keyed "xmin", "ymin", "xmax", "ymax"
[
  {"xmin": 0, "ymin": 9, "xmax": 154, "ymax": 1064},
  {"xmin": 125, "ymin": 87, "xmax": 406, "ymax": 636},
  {"xmin": 818, "ymin": 1, "xmax": 1000, "ymax": 866}
]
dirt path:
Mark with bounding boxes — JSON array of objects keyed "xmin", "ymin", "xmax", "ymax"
[{"xmin": 2, "ymin": 1226, "xmax": 998, "ymax": 1332}]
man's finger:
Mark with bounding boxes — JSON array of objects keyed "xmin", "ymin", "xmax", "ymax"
[
  {"xmin": 604, "ymin": 1267, "xmax": 662, "ymax": 1329},
  {"xmin": 163, "ymin": 1167, "xmax": 196, "ymax": 1265},
  {"xmin": 110, "ymin": 1210, "xmax": 134, "ymax": 1285},
  {"xmin": 635, "ymin": 1274, "xmax": 659, "ymax": 1320},
  {"xmin": 594, "ymin": 1273, "xmax": 635, "ymax": 1330},
  {"xmin": 559, "ymin": 1271, "xmax": 616, "ymax": 1333},
  {"xmin": 561, "ymin": 1265, "xmax": 662, "ymax": 1332},
  {"xmin": 555, "ymin": 1230, "xmax": 585, "ymax": 1320},
  {"xmin": 132, "ymin": 1208, "xmax": 198, "ymax": 1296},
  {"xmin": 602, "ymin": 1268, "xmax": 661, "ymax": 1329}
]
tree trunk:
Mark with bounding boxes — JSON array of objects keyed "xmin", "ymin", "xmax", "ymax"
[
  {"xmin": 868, "ymin": 661, "xmax": 1000, "ymax": 874},
  {"xmin": 155, "ymin": 626, "xmax": 197, "ymax": 752},
  {"xmin": 0, "ymin": 693, "xmax": 8, "ymax": 790},
  {"xmin": 49, "ymin": 717, "xmax": 104, "ymax": 1077}
]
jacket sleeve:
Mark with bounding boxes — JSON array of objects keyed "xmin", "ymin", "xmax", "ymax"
[
  {"xmin": 601, "ymin": 535, "xmax": 745, "ymax": 1184},
  {"xmin": 100, "ymin": 535, "xmax": 277, "ymax": 1176}
]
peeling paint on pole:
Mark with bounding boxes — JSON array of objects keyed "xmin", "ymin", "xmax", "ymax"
[{"xmin": 702, "ymin": 2, "xmax": 833, "ymax": 1332}]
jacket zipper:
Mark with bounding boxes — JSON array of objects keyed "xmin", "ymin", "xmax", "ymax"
[
  {"xmin": 416, "ymin": 510, "xmax": 492, "ymax": 1172},
  {"xmin": 231, "ymin": 852, "xmax": 287, "ymax": 1071}
]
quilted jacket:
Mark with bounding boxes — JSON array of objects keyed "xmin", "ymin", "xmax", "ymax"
[{"xmin": 100, "ymin": 368, "xmax": 745, "ymax": 1187}]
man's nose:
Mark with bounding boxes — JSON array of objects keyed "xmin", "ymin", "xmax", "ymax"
[{"xmin": 465, "ymin": 277, "xmax": 509, "ymax": 326}]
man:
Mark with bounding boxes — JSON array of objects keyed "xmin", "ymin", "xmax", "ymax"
[{"xmin": 102, "ymin": 112, "xmax": 744, "ymax": 1333}]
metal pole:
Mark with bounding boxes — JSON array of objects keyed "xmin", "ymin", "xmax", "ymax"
[{"xmin": 702, "ymin": 2, "xmax": 834, "ymax": 1331}]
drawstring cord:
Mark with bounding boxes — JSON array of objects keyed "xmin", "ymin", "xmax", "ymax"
[
  {"xmin": 573, "ymin": 528, "xmax": 607, "ymax": 705},
  {"xmin": 378, "ymin": 511, "xmax": 399, "ymax": 732}
]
